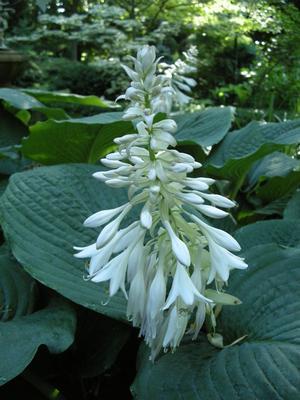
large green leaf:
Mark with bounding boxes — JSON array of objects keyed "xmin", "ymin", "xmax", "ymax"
[
  {"xmin": 0, "ymin": 88, "xmax": 68, "ymax": 120},
  {"xmin": 21, "ymin": 108, "xmax": 234, "ymax": 166},
  {"xmin": 0, "ymin": 88, "xmax": 43, "ymax": 110},
  {"xmin": 247, "ymin": 151, "xmax": 300, "ymax": 188},
  {"xmin": 206, "ymin": 119, "xmax": 300, "ymax": 180},
  {"xmin": 245, "ymin": 152, "xmax": 300, "ymax": 205},
  {"xmin": 24, "ymin": 89, "xmax": 111, "ymax": 108},
  {"xmin": 234, "ymin": 219, "xmax": 300, "ymax": 249},
  {"xmin": 0, "ymin": 164, "xmax": 128, "ymax": 320},
  {"xmin": 283, "ymin": 191, "xmax": 300, "ymax": 219},
  {"xmin": 132, "ymin": 244, "xmax": 300, "ymax": 399},
  {"xmin": 0, "ymin": 297, "xmax": 76, "ymax": 385},
  {"xmin": 0, "ymin": 246, "xmax": 37, "ymax": 321},
  {"xmin": 22, "ymin": 113, "xmax": 133, "ymax": 164},
  {"xmin": 254, "ymin": 195, "xmax": 291, "ymax": 216},
  {"xmin": 174, "ymin": 107, "xmax": 234, "ymax": 147},
  {"xmin": 255, "ymin": 171, "xmax": 300, "ymax": 203}
]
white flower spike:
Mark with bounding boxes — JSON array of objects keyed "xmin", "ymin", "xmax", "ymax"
[{"xmin": 75, "ymin": 45, "xmax": 247, "ymax": 361}]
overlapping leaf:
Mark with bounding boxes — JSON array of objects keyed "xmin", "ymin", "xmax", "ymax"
[
  {"xmin": 0, "ymin": 164, "xmax": 128, "ymax": 320},
  {"xmin": 245, "ymin": 152, "xmax": 300, "ymax": 205},
  {"xmin": 0, "ymin": 246, "xmax": 76, "ymax": 384},
  {"xmin": 0, "ymin": 297, "xmax": 76, "ymax": 385},
  {"xmin": 21, "ymin": 107, "xmax": 234, "ymax": 166},
  {"xmin": 24, "ymin": 89, "xmax": 111, "ymax": 108},
  {"xmin": 22, "ymin": 113, "xmax": 133, "ymax": 164},
  {"xmin": 0, "ymin": 246, "xmax": 36, "ymax": 322},
  {"xmin": 206, "ymin": 119, "xmax": 300, "ymax": 180},
  {"xmin": 247, "ymin": 151, "xmax": 300, "ymax": 187},
  {"xmin": 0, "ymin": 105, "xmax": 29, "ymax": 175},
  {"xmin": 132, "ymin": 244, "xmax": 300, "ymax": 399},
  {"xmin": 283, "ymin": 191, "xmax": 300, "ymax": 219},
  {"xmin": 0, "ymin": 88, "xmax": 68, "ymax": 120}
]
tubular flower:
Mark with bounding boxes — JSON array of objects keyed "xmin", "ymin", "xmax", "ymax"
[
  {"xmin": 158, "ymin": 45, "xmax": 198, "ymax": 110},
  {"xmin": 75, "ymin": 45, "xmax": 247, "ymax": 361}
]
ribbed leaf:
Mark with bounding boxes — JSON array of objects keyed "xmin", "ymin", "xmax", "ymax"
[
  {"xmin": 0, "ymin": 164, "xmax": 128, "ymax": 320},
  {"xmin": 132, "ymin": 244, "xmax": 300, "ymax": 399},
  {"xmin": 206, "ymin": 119, "xmax": 300, "ymax": 180},
  {"xmin": 234, "ymin": 219, "xmax": 300, "ymax": 249},
  {"xmin": 174, "ymin": 107, "xmax": 234, "ymax": 147}
]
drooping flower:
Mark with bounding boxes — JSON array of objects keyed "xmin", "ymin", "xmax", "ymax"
[{"xmin": 75, "ymin": 45, "xmax": 247, "ymax": 360}]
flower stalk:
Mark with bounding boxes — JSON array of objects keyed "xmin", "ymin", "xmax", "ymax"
[{"xmin": 75, "ymin": 45, "xmax": 247, "ymax": 360}]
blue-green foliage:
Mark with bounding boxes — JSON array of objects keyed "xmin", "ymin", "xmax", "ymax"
[{"xmin": 0, "ymin": 88, "xmax": 299, "ymax": 397}]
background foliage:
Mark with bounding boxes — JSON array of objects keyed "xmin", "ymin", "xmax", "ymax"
[{"xmin": 0, "ymin": 0, "xmax": 300, "ymax": 399}]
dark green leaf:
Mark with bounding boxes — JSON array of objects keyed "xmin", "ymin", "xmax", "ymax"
[
  {"xmin": 0, "ymin": 297, "xmax": 76, "ymax": 385},
  {"xmin": 206, "ymin": 119, "xmax": 300, "ymax": 180},
  {"xmin": 0, "ymin": 179, "xmax": 8, "ymax": 197},
  {"xmin": 0, "ymin": 88, "xmax": 43, "ymax": 110},
  {"xmin": 22, "ymin": 113, "xmax": 133, "ymax": 164},
  {"xmin": 235, "ymin": 219, "xmax": 300, "ymax": 249},
  {"xmin": 254, "ymin": 195, "xmax": 291, "ymax": 216},
  {"xmin": 283, "ymin": 191, "xmax": 300, "ymax": 219},
  {"xmin": 132, "ymin": 244, "xmax": 300, "ymax": 399},
  {"xmin": 247, "ymin": 151, "xmax": 300, "ymax": 187},
  {"xmin": 0, "ymin": 105, "xmax": 29, "ymax": 174},
  {"xmin": 0, "ymin": 164, "xmax": 128, "ymax": 320},
  {"xmin": 0, "ymin": 246, "xmax": 37, "ymax": 321},
  {"xmin": 24, "ymin": 89, "xmax": 111, "ymax": 108},
  {"xmin": 174, "ymin": 107, "xmax": 234, "ymax": 147},
  {"xmin": 0, "ymin": 106, "xmax": 28, "ymax": 150},
  {"xmin": 0, "ymin": 88, "xmax": 69, "ymax": 120},
  {"xmin": 255, "ymin": 171, "xmax": 300, "ymax": 202}
]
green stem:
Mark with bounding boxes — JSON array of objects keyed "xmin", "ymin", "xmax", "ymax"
[{"xmin": 229, "ymin": 172, "xmax": 247, "ymax": 200}]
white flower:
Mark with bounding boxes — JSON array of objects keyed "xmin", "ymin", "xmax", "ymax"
[
  {"xmin": 162, "ymin": 220, "xmax": 191, "ymax": 267},
  {"xmin": 127, "ymin": 266, "xmax": 146, "ymax": 326},
  {"xmin": 163, "ymin": 263, "xmax": 210, "ymax": 309},
  {"xmin": 207, "ymin": 240, "xmax": 247, "ymax": 283},
  {"xmin": 83, "ymin": 204, "xmax": 128, "ymax": 228},
  {"xmin": 91, "ymin": 250, "xmax": 130, "ymax": 297},
  {"xmin": 162, "ymin": 305, "xmax": 189, "ymax": 349},
  {"xmin": 147, "ymin": 264, "xmax": 166, "ymax": 320},
  {"xmin": 96, "ymin": 204, "xmax": 132, "ymax": 248},
  {"xmin": 75, "ymin": 44, "xmax": 247, "ymax": 359}
]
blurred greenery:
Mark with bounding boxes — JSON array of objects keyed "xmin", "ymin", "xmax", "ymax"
[{"xmin": 1, "ymin": 0, "xmax": 298, "ymax": 119}]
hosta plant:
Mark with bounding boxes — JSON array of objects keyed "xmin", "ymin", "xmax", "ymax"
[{"xmin": 0, "ymin": 44, "xmax": 299, "ymax": 399}]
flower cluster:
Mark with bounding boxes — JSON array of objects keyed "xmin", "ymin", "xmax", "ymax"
[
  {"xmin": 159, "ymin": 45, "xmax": 198, "ymax": 109},
  {"xmin": 75, "ymin": 45, "xmax": 247, "ymax": 360}
]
